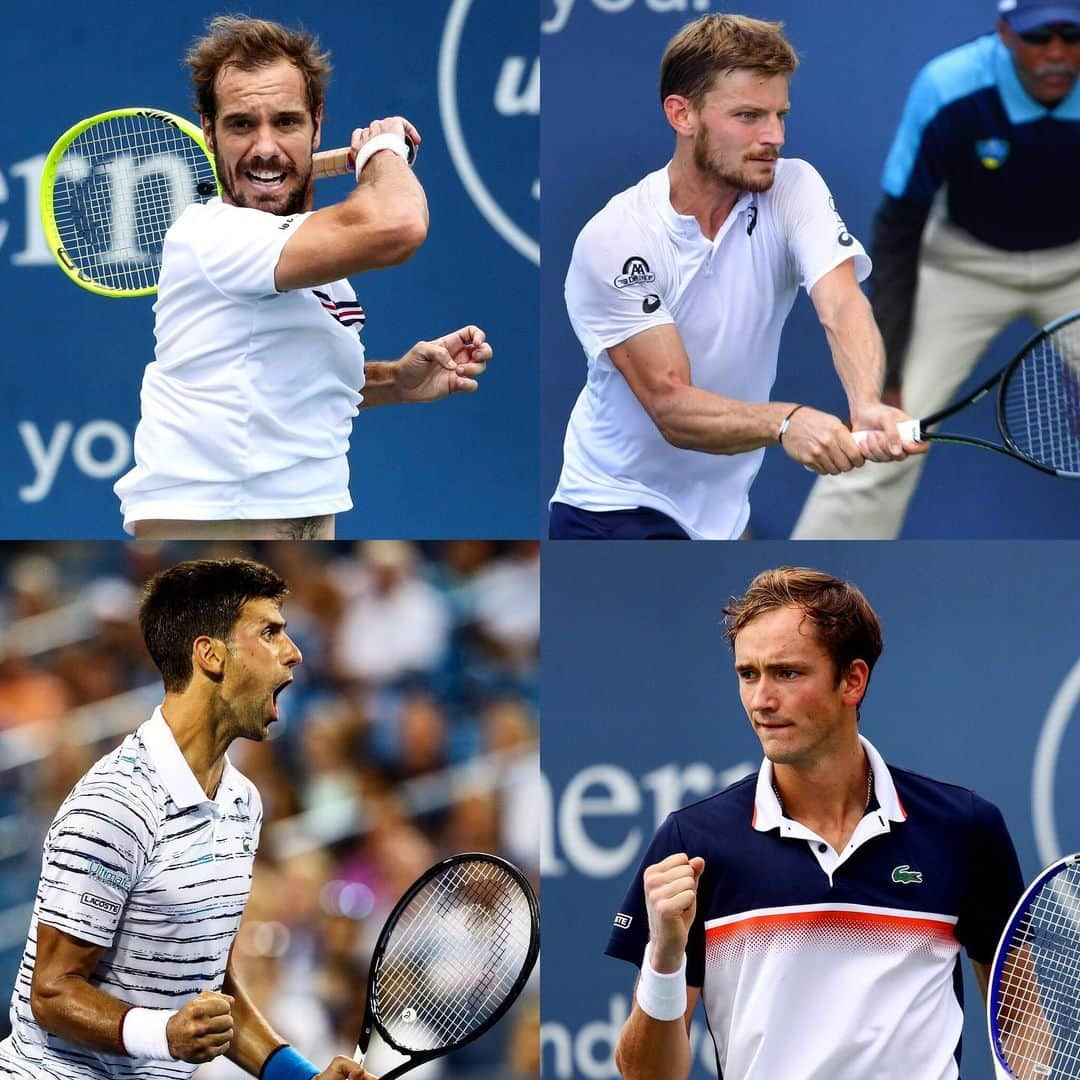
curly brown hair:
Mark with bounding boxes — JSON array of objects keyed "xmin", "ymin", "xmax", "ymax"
[
  {"xmin": 186, "ymin": 14, "xmax": 332, "ymax": 123},
  {"xmin": 722, "ymin": 567, "xmax": 883, "ymax": 687},
  {"xmin": 659, "ymin": 13, "xmax": 798, "ymax": 109}
]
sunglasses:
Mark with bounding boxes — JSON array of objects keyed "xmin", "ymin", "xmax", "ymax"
[{"xmin": 1018, "ymin": 23, "xmax": 1080, "ymax": 44}]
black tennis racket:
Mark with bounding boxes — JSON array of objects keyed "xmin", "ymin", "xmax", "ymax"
[
  {"xmin": 857, "ymin": 311, "xmax": 1080, "ymax": 478},
  {"xmin": 352, "ymin": 852, "xmax": 539, "ymax": 1079},
  {"xmin": 988, "ymin": 854, "xmax": 1080, "ymax": 1078}
]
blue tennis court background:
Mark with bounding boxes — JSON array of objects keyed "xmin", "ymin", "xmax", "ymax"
[
  {"xmin": 540, "ymin": 0, "xmax": 1080, "ymax": 538},
  {"xmin": 541, "ymin": 541, "xmax": 1080, "ymax": 1079},
  {"xmin": 1, "ymin": 0, "xmax": 536, "ymax": 539}
]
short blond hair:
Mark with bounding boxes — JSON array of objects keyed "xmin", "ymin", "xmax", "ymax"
[
  {"xmin": 186, "ymin": 14, "xmax": 332, "ymax": 122},
  {"xmin": 659, "ymin": 13, "xmax": 798, "ymax": 108}
]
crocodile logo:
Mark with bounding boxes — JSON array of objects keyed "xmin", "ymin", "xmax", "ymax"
[{"xmin": 891, "ymin": 864, "xmax": 923, "ymax": 885}]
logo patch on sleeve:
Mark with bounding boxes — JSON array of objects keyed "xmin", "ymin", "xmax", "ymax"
[
  {"xmin": 81, "ymin": 893, "xmax": 121, "ymax": 915},
  {"xmin": 614, "ymin": 257, "xmax": 655, "ymax": 289},
  {"xmin": 89, "ymin": 862, "xmax": 132, "ymax": 890},
  {"xmin": 614, "ymin": 913, "xmax": 633, "ymax": 929}
]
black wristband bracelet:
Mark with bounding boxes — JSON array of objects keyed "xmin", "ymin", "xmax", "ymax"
[{"xmin": 777, "ymin": 404, "xmax": 804, "ymax": 445}]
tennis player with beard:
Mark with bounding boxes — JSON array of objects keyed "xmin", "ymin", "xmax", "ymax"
[
  {"xmin": 549, "ymin": 13, "xmax": 927, "ymax": 540},
  {"xmin": 0, "ymin": 559, "xmax": 376, "ymax": 1080},
  {"xmin": 114, "ymin": 16, "xmax": 493, "ymax": 540}
]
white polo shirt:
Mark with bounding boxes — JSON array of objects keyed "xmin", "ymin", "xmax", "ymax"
[
  {"xmin": 0, "ymin": 709, "xmax": 262, "ymax": 1079},
  {"xmin": 114, "ymin": 198, "xmax": 367, "ymax": 532},
  {"xmin": 553, "ymin": 158, "xmax": 870, "ymax": 539}
]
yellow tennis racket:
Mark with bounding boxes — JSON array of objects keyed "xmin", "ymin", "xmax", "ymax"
[{"xmin": 41, "ymin": 107, "xmax": 372, "ymax": 297}]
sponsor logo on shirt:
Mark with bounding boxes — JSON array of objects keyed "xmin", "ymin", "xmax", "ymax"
[
  {"xmin": 642, "ymin": 295, "xmax": 661, "ymax": 314},
  {"xmin": 975, "ymin": 138, "xmax": 1010, "ymax": 170},
  {"xmin": 278, "ymin": 215, "xmax": 298, "ymax": 230},
  {"xmin": 614, "ymin": 257, "xmax": 655, "ymax": 289},
  {"xmin": 89, "ymin": 861, "xmax": 132, "ymax": 890},
  {"xmin": 891, "ymin": 864, "xmax": 923, "ymax": 885},
  {"xmin": 614, "ymin": 912, "xmax": 633, "ymax": 929},
  {"xmin": 746, "ymin": 203, "xmax": 759, "ymax": 237},
  {"xmin": 827, "ymin": 196, "xmax": 854, "ymax": 247},
  {"xmin": 81, "ymin": 893, "xmax": 122, "ymax": 915}
]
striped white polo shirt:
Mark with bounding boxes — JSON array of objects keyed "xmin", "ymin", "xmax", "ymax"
[
  {"xmin": 606, "ymin": 736, "xmax": 1024, "ymax": 1080},
  {"xmin": 0, "ymin": 708, "xmax": 262, "ymax": 1079}
]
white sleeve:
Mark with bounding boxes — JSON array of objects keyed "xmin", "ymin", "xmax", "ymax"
[
  {"xmin": 771, "ymin": 160, "xmax": 871, "ymax": 293},
  {"xmin": 184, "ymin": 203, "xmax": 313, "ymax": 301},
  {"xmin": 564, "ymin": 207, "xmax": 674, "ymax": 365},
  {"xmin": 36, "ymin": 784, "xmax": 155, "ymax": 947}
]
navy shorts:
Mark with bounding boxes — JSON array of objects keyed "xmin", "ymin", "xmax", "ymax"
[{"xmin": 548, "ymin": 502, "xmax": 690, "ymax": 539}]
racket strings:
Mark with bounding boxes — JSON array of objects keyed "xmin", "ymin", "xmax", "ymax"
[
  {"xmin": 994, "ymin": 861, "xmax": 1080, "ymax": 1077},
  {"xmin": 1003, "ymin": 321, "xmax": 1080, "ymax": 475},
  {"xmin": 52, "ymin": 113, "xmax": 215, "ymax": 293},
  {"xmin": 373, "ymin": 861, "xmax": 533, "ymax": 1052}
]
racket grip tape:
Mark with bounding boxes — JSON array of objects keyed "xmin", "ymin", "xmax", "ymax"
[
  {"xmin": 852, "ymin": 419, "xmax": 922, "ymax": 444},
  {"xmin": 313, "ymin": 137, "xmax": 418, "ymax": 180}
]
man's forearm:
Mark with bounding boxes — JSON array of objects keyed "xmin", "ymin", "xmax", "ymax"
[
  {"xmin": 221, "ymin": 965, "xmax": 287, "ymax": 1075},
  {"xmin": 31, "ymin": 975, "xmax": 134, "ymax": 1055},
  {"xmin": 359, "ymin": 361, "xmax": 402, "ymax": 409},
  {"xmin": 819, "ymin": 288, "xmax": 886, "ymax": 418},
  {"xmin": 615, "ymin": 999, "xmax": 692, "ymax": 1080},
  {"xmin": 648, "ymin": 387, "xmax": 796, "ymax": 454}
]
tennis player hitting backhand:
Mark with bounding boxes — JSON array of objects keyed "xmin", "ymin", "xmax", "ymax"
[
  {"xmin": 113, "ymin": 16, "xmax": 492, "ymax": 540},
  {"xmin": 0, "ymin": 560, "xmax": 375, "ymax": 1080}
]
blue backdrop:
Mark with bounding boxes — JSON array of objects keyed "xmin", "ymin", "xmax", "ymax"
[
  {"xmin": 540, "ymin": 541, "xmax": 1080, "ymax": 1079},
  {"xmin": 1, "ymin": 0, "xmax": 537, "ymax": 538},
  {"xmin": 540, "ymin": 0, "xmax": 1080, "ymax": 538}
]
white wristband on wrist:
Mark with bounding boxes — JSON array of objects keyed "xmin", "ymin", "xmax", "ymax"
[
  {"xmin": 354, "ymin": 133, "xmax": 414, "ymax": 180},
  {"xmin": 121, "ymin": 1007, "xmax": 178, "ymax": 1060},
  {"xmin": 635, "ymin": 946, "xmax": 687, "ymax": 1021}
]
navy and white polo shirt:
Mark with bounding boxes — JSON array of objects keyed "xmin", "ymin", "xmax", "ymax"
[
  {"xmin": 883, "ymin": 33, "xmax": 1080, "ymax": 251},
  {"xmin": 0, "ymin": 708, "xmax": 262, "ymax": 1079},
  {"xmin": 605, "ymin": 737, "xmax": 1023, "ymax": 1080}
]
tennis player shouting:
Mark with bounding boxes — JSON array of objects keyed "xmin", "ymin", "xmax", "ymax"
[
  {"xmin": 608, "ymin": 568, "xmax": 1024, "ymax": 1079},
  {"xmin": 0, "ymin": 560, "xmax": 374, "ymax": 1080},
  {"xmin": 114, "ymin": 16, "xmax": 492, "ymax": 540},
  {"xmin": 550, "ymin": 14, "xmax": 927, "ymax": 540}
]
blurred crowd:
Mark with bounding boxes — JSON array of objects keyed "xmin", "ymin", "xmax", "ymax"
[{"xmin": 0, "ymin": 540, "xmax": 540, "ymax": 1079}]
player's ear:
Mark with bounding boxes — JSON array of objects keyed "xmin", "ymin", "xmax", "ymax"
[
  {"xmin": 192, "ymin": 635, "xmax": 227, "ymax": 681},
  {"xmin": 201, "ymin": 115, "xmax": 216, "ymax": 155},
  {"xmin": 311, "ymin": 105, "xmax": 323, "ymax": 152},
  {"xmin": 840, "ymin": 659, "xmax": 870, "ymax": 707},
  {"xmin": 663, "ymin": 94, "xmax": 695, "ymax": 137}
]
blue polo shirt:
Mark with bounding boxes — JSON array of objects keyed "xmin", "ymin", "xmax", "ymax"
[
  {"xmin": 883, "ymin": 33, "xmax": 1080, "ymax": 251},
  {"xmin": 605, "ymin": 737, "xmax": 1023, "ymax": 1080}
]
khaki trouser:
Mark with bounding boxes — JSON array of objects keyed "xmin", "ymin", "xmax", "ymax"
[{"xmin": 791, "ymin": 215, "xmax": 1080, "ymax": 539}]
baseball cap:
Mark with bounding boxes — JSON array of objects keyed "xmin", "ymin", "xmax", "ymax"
[{"xmin": 998, "ymin": 0, "xmax": 1080, "ymax": 32}]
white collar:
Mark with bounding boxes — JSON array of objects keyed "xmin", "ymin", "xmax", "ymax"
[
  {"xmin": 752, "ymin": 734, "xmax": 907, "ymax": 833},
  {"xmin": 140, "ymin": 706, "xmax": 235, "ymax": 811}
]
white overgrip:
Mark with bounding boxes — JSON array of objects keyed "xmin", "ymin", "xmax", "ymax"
[{"xmin": 853, "ymin": 419, "xmax": 922, "ymax": 444}]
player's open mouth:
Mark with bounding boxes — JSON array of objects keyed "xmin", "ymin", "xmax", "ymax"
[
  {"xmin": 245, "ymin": 171, "xmax": 288, "ymax": 190},
  {"xmin": 270, "ymin": 678, "xmax": 292, "ymax": 719}
]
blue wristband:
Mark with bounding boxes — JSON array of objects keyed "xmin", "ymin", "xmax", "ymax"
[{"xmin": 261, "ymin": 1044, "xmax": 319, "ymax": 1080}]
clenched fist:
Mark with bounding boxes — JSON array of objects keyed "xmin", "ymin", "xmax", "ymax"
[
  {"xmin": 643, "ymin": 853, "xmax": 705, "ymax": 973},
  {"xmin": 166, "ymin": 990, "xmax": 234, "ymax": 1063}
]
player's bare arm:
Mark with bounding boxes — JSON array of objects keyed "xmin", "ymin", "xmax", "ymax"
[
  {"xmin": 615, "ymin": 853, "xmax": 704, "ymax": 1080},
  {"xmin": 360, "ymin": 325, "xmax": 493, "ymax": 409},
  {"xmin": 809, "ymin": 258, "xmax": 927, "ymax": 463},
  {"xmin": 30, "ymin": 923, "xmax": 233, "ymax": 1063},
  {"xmin": 275, "ymin": 116, "xmax": 429, "ymax": 292},
  {"xmin": 608, "ymin": 323, "xmax": 864, "ymax": 473}
]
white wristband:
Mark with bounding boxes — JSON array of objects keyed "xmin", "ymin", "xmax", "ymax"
[
  {"xmin": 354, "ymin": 133, "xmax": 414, "ymax": 180},
  {"xmin": 121, "ymin": 1007, "xmax": 177, "ymax": 1060},
  {"xmin": 635, "ymin": 946, "xmax": 688, "ymax": 1021}
]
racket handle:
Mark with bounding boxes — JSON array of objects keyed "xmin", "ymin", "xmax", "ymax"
[
  {"xmin": 313, "ymin": 137, "xmax": 418, "ymax": 180},
  {"xmin": 352, "ymin": 1044, "xmax": 365, "ymax": 1066},
  {"xmin": 852, "ymin": 419, "xmax": 922, "ymax": 444}
]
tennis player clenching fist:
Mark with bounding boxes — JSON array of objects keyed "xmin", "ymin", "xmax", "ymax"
[
  {"xmin": 0, "ymin": 560, "xmax": 377, "ymax": 1080},
  {"xmin": 114, "ymin": 15, "xmax": 493, "ymax": 540}
]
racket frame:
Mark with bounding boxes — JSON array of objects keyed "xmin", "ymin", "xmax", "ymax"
[
  {"xmin": 353, "ymin": 851, "xmax": 539, "ymax": 1080},
  {"xmin": 40, "ymin": 107, "xmax": 219, "ymax": 298},
  {"xmin": 914, "ymin": 311, "xmax": 1080, "ymax": 478},
  {"xmin": 987, "ymin": 852, "xmax": 1080, "ymax": 1078}
]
